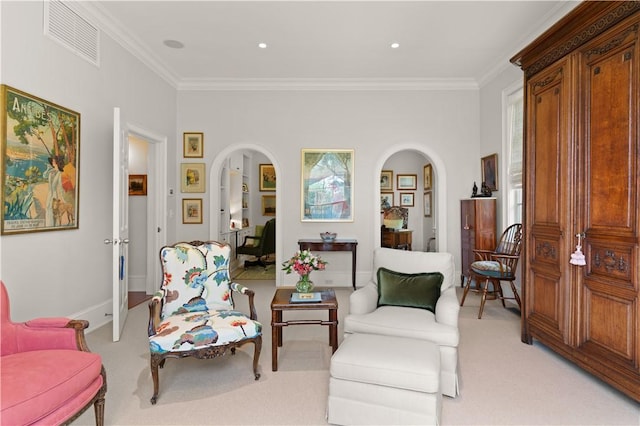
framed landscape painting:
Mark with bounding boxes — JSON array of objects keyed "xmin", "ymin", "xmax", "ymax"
[
  {"xmin": 1, "ymin": 85, "xmax": 80, "ymax": 235},
  {"xmin": 259, "ymin": 163, "xmax": 276, "ymax": 191},
  {"xmin": 301, "ymin": 149, "xmax": 354, "ymax": 222}
]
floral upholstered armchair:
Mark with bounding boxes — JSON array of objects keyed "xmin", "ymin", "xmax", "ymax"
[{"xmin": 148, "ymin": 241, "xmax": 262, "ymax": 404}]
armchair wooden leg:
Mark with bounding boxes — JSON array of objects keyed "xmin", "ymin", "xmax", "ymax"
[
  {"xmin": 496, "ymin": 280, "xmax": 506, "ymax": 308},
  {"xmin": 253, "ymin": 335, "xmax": 262, "ymax": 380},
  {"xmin": 150, "ymin": 356, "xmax": 161, "ymax": 405},
  {"xmin": 94, "ymin": 392, "xmax": 105, "ymax": 426},
  {"xmin": 478, "ymin": 278, "xmax": 490, "ymax": 319},
  {"xmin": 510, "ymin": 282, "xmax": 522, "ymax": 309}
]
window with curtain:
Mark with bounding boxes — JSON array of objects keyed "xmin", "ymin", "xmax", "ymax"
[{"xmin": 504, "ymin": 85, "xmax": 523, "ymax": 225}]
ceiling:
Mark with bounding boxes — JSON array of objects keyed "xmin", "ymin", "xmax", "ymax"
[{"xmin": 86, "ymin": 1, "xmax": 578, "ymax": 89}]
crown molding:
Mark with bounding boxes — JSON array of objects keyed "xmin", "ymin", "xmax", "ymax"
[{"xmin": 177, "ymin": 78, "xmax": 478, "ymax": 91}]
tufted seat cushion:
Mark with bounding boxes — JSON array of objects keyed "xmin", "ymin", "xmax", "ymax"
[
  {"xmin": 471, "ymin": 260, "xmax": 513, "ymax": 278},
  {"xmin": 1, "ymin": 349, "xmax": 103, "ymax": 425},
  {"xmin": 149, "ymin": 309, "xmax": 262, "ymax": 353}
]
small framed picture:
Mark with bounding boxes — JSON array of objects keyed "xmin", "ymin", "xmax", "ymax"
[
  {"xmin": 423, "ymin": 164, "xmax": 432, "ymax": 190},
  {"xmin": 481, "ymin": 153, "xmax": 498, "ymax": 191},
  {"xmin": 380, "ymin": 170, "xmax": 393, "ymax": 191},
  {"xmin": 181, "ymin": 163, "xmax": 206, "ymax": 193},
  {"xmin": 183, "ymin": 132, "xmax": 203, "ymax": 158},
  {"xmin": 262, "ymin": 195, "xmax": 276, "ymax": 216},
  {"xmin": 380, "ymin": 192, "xmax": 394, "ymax": 212},
  {"xmin": 128, "ymin": 174, "xmax": 147, "ymax": 196},
  {"xmin": 400, "ymin": 192, "xmax": 414, "ymax": 207},
  {"xmin": 182, "ymin": 198, "xmax": 203, "ymax": 224},
  {"xmin": 397, "ymin": 174, "xmax": 417, "ymax": 190},
  {"xmin": 424, "ymin": 191, "xmax": 432, "ymax": 218},
  {"xmin": 259, "ymin": 164, "xmax": 276, "ymax": 191}
]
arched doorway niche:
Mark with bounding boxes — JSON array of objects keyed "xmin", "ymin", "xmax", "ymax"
[
  {"xmin": 374, "ymin": 143, "xmax": 447, "ymax": 253},
  {"xmin": 209, "ymin": 144, "xmax": 282, "ymax": 278}
]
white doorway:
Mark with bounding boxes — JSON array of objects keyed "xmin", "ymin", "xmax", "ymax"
[{"xmin": 126, "ymin": 126, "xmax": 167, "ymax": 297}]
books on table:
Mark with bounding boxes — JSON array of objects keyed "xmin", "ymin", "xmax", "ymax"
[{"xmin": 290, "ymin": 292, "xmax": 322, "ymax": 303}]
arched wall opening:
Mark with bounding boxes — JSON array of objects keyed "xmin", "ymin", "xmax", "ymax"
[
  {"xmin": 374, "ymin": 143, "xmax": 447, "ymax": 253},
  {"xmin": 209, "ymin": 144, "xmax": 282, "ymax": 275}
]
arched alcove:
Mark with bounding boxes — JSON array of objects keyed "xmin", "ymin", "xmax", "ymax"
[
  {"xmin": 209, "ymin": 144, "xmax": 283, "ymax": 277},
  {"xmin": 374, "ymin": 144, "xmax": 447, "ymax": 253}
]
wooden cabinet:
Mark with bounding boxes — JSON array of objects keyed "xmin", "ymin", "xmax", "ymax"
[
  {"xmin": 511, "ymin": 1, "xmax": 640, "ymax": 402},
  {"xmin": 460, "ymin": 198, "xmax": 496, "ymax": 285},
  {"xmin": 381, "ymin": 229, "xmax": 412, "ymax": 250}
]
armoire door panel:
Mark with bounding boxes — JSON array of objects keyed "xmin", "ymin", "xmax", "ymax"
[
  {"xmin": 528, "ymin": 271, "xmax": 566, "ymax": 339},
  {"xmin": 584, "ymin": 42, "xmax": 637, "ymax": 233},
  {"xmin": 585, "ymin": 241, "xmax": 634, "ymax": 286},
  {"xmin": 530, "ymin": 74, "xmax": 564, "ymax": 226},
  {"xmin": 530, "ymin": 231, "xmax": 562, "ymax": 270},
  {"xmin": 581, "ymin": 287, "xmax": 635, "ymax": 362}
]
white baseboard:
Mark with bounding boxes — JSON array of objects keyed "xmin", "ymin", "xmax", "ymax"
[
  {"xmin": 70, "ymin": 299, "xmax": 112, "ymax": 335},
  {"xmin": 128, "ymin": 274, "xmax": 146, "ymax": 292}
]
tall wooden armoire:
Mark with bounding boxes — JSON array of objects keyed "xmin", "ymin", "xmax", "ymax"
[
  {"xmin": 511, "ymin": 1, "xmax": 640, "ymax": 402},
  {"xmin": 460, "ymin": 198, "xmax": 496, "ymax": 285}
]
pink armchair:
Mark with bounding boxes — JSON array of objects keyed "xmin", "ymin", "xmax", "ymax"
[{"xmin": 0, "ymin": 281, "xmax": 107, "ymax": 425}]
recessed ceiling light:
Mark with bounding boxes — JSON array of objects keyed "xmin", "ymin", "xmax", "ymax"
[
  {"xmin": 391, "ymin": 42, "xmax": 400, "ymax": 49},
  {"xmin": 163, "ymin": 39, "xmax": 184, "ymax": 49},
  {"xmin": 258, "ymin": 42, "xmax": 268, "ymax": 49}
]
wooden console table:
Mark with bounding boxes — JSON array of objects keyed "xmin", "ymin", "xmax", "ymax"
[{"xmin": 298, "ymin": 239, "xmax": 357, "ymax": 289}]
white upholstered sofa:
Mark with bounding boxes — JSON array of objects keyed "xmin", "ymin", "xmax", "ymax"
[{"xmin": 344, "ymin": 248, "xmax": 460, "ymax": 397}]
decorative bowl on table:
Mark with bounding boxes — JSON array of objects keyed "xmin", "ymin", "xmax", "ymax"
[{"xmin": 320, "ymin": 232, "xmax": 337, "ymax": 242}]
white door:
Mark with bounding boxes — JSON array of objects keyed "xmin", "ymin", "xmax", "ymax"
[{"xmin": 110, "ymin": 107, "xmax": 129, "ymax": 341}]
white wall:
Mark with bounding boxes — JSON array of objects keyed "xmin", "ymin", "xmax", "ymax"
[
  {"xmin": 176, "ymin": 90, "xmax": 480, "ymax": 286},
  {"xmin": 0, "ymin": 2, "xmax": 176, "ymax": 325}
]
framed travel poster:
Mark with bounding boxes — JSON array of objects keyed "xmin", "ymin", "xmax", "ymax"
[{"xmin": 1, "ymin": 85, "xmax": 80, "ymax": 234}]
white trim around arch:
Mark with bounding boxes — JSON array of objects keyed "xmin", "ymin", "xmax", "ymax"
[{"xmin": 374, "ymin": 143, "xmax": 447, "ymax": 253}]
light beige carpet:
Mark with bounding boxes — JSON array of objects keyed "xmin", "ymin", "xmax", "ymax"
[
  {"xmin": 232, "ymin": 264, "xmax": 276, "ymax": 280},
  {"xmin": 75, "ymin": 281, "xmax": 639, "ymax": 425}
]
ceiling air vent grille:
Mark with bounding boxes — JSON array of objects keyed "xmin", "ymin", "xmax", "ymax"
[{"xmin": 44, "ymin": 0, "xmax": 100, "ymax": 66}]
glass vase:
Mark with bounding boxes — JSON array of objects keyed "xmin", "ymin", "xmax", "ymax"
[{"xmin": 296, "ymin": 275, "xmax": 314, "ymax": 293}]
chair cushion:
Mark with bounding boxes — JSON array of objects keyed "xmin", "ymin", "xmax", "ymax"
[
  {"xmin": 471, "ymin": 260, "xmax": 513, "ymax": 278},
  {"xmin": 331, "ymin": 333, "xmax": 440, "ymax": 393},
  {"xmin": 377, "ymin": 267, "xmax": 443, "ymax": 313},
  {"xmin": 159, "ymin": 242, "xmax": 233, "ymax": 318},
  {"xmin": 149, "ymin": 309, "xmax": 262, "ymax": 353},
  {"xmin": 249, "ymin": 225, "xmax": 264, "ymax": 246},
  {"xmin": 0, "ymin": 350, "xmax": 103, "ymax": 425},
  {"xmin": 345, "ymin": 305, "xmax": 459, "ymax": 347}
]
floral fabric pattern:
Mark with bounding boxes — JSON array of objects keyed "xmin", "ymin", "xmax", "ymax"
[
  {"xmin": 159, "ymin": 242, "xmax": 234, "ymax": 318},
  {"xmin": 149, "ymin": 309, "xmax": 262, "ymax": 353}
]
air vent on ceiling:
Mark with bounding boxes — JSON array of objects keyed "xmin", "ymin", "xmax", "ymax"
[{"xmin": 44, "ymin": 0, "xmax": 100, "ymax": 66}]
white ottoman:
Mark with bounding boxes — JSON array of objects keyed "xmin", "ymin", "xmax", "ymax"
[{"xmin": 327, "ymin": 333, "xmax": 441, "ymax": 425}]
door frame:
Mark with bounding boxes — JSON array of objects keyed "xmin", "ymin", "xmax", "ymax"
[{"xmin": 126, "ymin": 124, "xmax": 167, "ymax": 296}]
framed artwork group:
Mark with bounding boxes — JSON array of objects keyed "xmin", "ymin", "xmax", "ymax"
[
  {"xmin": 181, "ymin": 132, "xmax": 205, "ymax": 224},
  {"xmin": 379, "ymin": 164, "xmax": 433, "ymax": 215}
]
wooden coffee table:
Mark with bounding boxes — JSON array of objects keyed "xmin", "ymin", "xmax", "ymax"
[{"xmin": 270, "ymin": 288, "xmax": 339, "ymax": 371}]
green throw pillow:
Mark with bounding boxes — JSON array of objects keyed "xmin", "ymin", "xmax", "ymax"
[{"xmin": 377, "ymin": 267, "xmax": 443, "ymax": 313}]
